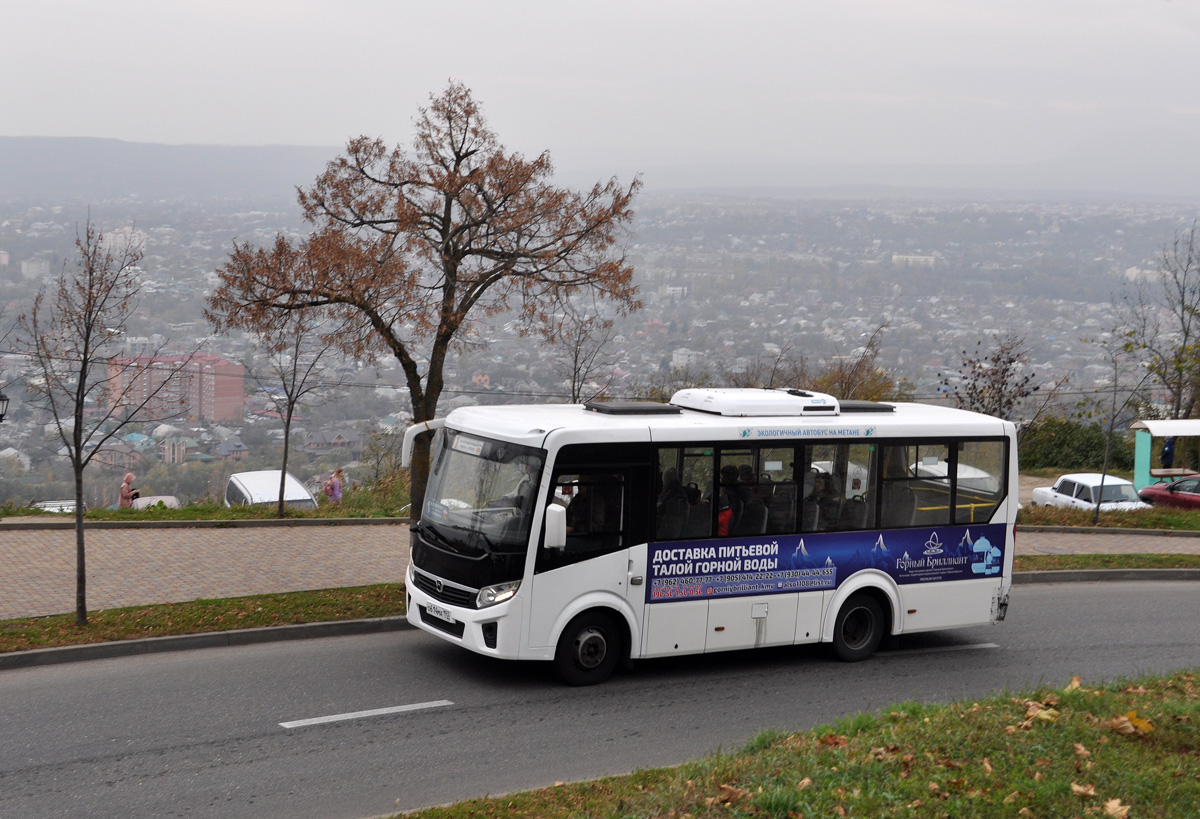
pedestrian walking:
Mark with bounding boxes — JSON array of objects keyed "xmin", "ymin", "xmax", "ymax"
[
  {"xmin": 119, "ymin": 472, "xmax": 137, "ymax": 509},
  {"xmin": 324, "ymin": 468, "xmax": 343, "ymax": 504}
]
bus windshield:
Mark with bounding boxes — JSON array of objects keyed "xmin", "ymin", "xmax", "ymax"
[{"xmin": 420, "ymin": 428, "xmax": 546, "ymax": 555}]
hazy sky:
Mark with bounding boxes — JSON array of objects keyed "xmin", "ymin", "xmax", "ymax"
[{"xmin": 5, "ymin": 1, "xmax": 1200, "ymax": 191}]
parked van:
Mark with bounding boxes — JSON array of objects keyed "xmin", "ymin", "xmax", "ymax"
[{"xmin": 224, "ymin": 470, "xmax": 317, "ymax": 509}]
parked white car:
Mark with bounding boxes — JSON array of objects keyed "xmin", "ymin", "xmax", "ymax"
[
  {"xmin": 224, "ymin": 471, "xmax": 317, "ymax": 509},
  {"xmin": 1030, "ymin": 473, "xmax": 1149, "ymax": 511}
]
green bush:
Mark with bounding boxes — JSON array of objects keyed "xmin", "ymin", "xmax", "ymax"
[{"xmin": 1019, "ymin": 417, "xmax": 1134, "ymax": 470}]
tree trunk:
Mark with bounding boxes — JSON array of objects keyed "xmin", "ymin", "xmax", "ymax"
[
  {"xmin": 278, "ymin": 410, "xmax": 293, "ymax": 518},
  {"xmin": 74, "ymin": 468, "xmax": 87, "ymax": 626}
]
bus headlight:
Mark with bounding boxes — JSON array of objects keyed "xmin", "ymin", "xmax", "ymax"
[{"xmin": 477, "ymin": 581, "xmax": 520, "ymax": 608}]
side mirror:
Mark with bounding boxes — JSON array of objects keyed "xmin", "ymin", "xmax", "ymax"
[{"xmin": 544, "ymin": 503, "xmax": 566, "ymax": 549}]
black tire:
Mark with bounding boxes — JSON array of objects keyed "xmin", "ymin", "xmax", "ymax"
[
  {"xmin": 832, "ymin": 593, "xmax": 884, "ymax": 662},
  {"xmin": 554, "ymin": 611, "xmax": 623, "ymax": 686}
]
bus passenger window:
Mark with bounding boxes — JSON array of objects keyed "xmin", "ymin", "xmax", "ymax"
[{"xmin": 954, "ymin": 440, "xmax": 1005, "ymax": 524}]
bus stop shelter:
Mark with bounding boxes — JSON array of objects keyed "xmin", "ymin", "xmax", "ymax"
[{"xmin": 1129, "ymin": 418, "xmax": 1200, "ymax": 490}]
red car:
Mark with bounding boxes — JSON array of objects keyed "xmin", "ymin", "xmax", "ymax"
[{"xmin": 1138, "ymin": 475, "xmax": 1200, "ymax": 509}]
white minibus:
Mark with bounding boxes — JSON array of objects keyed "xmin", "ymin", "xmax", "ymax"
[{"xmin": 402, "ymin": 388, "xmax": 1016, "ymax": 684}]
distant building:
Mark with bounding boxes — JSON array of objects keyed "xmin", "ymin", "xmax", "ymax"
[
  {"xmin": 304, "ymin": 428, "xmax": 363, "ymax": 457},
  {"xmin": 891, "ymin": 253, "xmax": 937, "ymax": 269},
  {"xmin": 106, "ymin": 353, "xmax": 245, "ymax": 423},
  {"xmin": 671, "ymin": 348, "xmax": 703, "ymax": 368},
  {"xmin": 20, "ymin": 258, "xmax": 50, "ymax": 280}
]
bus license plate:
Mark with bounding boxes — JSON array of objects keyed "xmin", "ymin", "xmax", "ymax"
[{"xmin": 426, "ymin": 603, "xmax": 455, "ymax": 623}]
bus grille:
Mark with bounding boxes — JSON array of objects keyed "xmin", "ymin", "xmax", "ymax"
[{"xmin": 412, "ymin": 571, "xmax": 477, "ymax": 608}]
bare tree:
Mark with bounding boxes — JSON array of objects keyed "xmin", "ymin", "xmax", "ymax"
[
  {"xmin": 718, "ymin": 344, "xmax": 810, "ymax": 389},
  {"xmin": 550, "ymin": 304, "xmax": 619, "ymax": 403},
  {"xmin": 717, "ymin": 326, "xmax": 907, "ymax": 401},
  {"xmin": 940, "ymin": 333, "xmax": 1064, "ymax": 428},
  {"xmin": 207, "ymin": 82, "xmax": 641, "ymax": 513},
  {"xmin": 1120, "ymin": 221, "xmax": 1200, "ymax": 420},
  {"xmin": 360, "ymin": 426, "xmax": 406, "ymax": 485},
  {"xmin": 248, "ymin": 310, "xmax": 341, "ymax": 516},
  {"xmin": 17, "ymin": 220, "xmax": 194, "ymax": 625},
  {"xmin": 1081, "ymin": 332, "xmax": 1153, "ymax": 524}
]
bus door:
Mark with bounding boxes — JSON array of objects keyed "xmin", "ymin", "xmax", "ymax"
[{"xmin": 528, "ymin": 469, "xmax": 639, "ymax": 650}]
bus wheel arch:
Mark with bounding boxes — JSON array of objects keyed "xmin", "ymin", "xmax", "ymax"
[
  {"xmin": 835, "ymin": 590, "xmax": 892, "ymax": 658},
  {"xmin": 553, "ymin": 608, "xmax": 627, "ymax": 686}
]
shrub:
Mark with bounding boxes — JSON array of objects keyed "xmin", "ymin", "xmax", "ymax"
[{"xmin": 1020, "ymin": 417, "xmax": 1133, "ymax": 470}]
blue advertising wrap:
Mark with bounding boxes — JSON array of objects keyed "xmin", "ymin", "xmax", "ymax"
[{"xmin": 646, "ymin": 524, "xmax": 1006, "ymax": 603}]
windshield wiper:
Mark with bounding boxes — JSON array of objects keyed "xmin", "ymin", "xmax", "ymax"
[
  {"xmin": 414, "ymin": 522, "xmax": 465, "ymax": 554},
  {"xmin": 468, "ymin": 529, "xmax": 498, "ymax": 554}
]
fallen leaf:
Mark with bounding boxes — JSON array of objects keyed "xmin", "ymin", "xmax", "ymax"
[
  {"xmin": 1074, "ymin": 743, "xmax": 1091, "ymax": 758},
  {"xmin": 798, "ymin": 777, "xmax": 812, "ymax": 789},
  {"xmin": 1065, "ymin": 675, "xmax": 1082, "ymax": 691},
  {"xmin": 717, "ymin": 784, "xmax": 749, "ymax": 804},
  {"xmin": 1111, "ymin": 715, "xmax": 1137, "ymax": 736},
  {"xmin": 1072, "ymin": 782, "xmax": 1097, "ymax": 798},
  {"xmin": 1126, "ymin": 710, "xmax": 1154, "ymax": 734},
  {"xmin": 1003, "ymin": 791, "xmax": 1021, "ymax": 804},
  {"xmin": 982, "ymin": 757, "xmax": 993, "ymax": 774},
  {"xmin": 1104, "ymin": 798, "xmax": 1131, "ymax": 818}
]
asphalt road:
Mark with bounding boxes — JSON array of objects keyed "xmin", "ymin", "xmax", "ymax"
[{"xmin": 1, "ymin": 580, "xmax": 1197, "ymax": 819}]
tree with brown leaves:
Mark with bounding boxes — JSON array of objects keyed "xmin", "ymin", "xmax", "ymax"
[{"xmin": 206, "ymin": 82, "xmax": 641, "ymax": 511}]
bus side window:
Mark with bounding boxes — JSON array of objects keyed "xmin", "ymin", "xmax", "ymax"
[
  {"xmin": 954, "ymin": 440, "xmax": 1005, "ymax": 524},
  {"xmin": 537, "ymin": 472, "xmax": 626, "ymax": 573}
]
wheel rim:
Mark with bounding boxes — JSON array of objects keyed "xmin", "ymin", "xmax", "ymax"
[
  {"xmin": 573, "ymin": 626, "xmax": 608, "ymax": 670},
  {"xmin": 841, "ymin": 605, "xmax": 875, "ymax": 651}
]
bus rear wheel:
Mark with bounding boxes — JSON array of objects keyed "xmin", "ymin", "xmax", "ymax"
[
  {"xmin": 832, "ymin": 593, "xmax": 884, "ymax": 662},
  {"xmin": 554, "ymin": 611, "xmax": 622, "ymax": 686}
]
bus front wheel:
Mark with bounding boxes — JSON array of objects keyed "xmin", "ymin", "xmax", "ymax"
[
  {"xmin": 554, "ymin": 611, "xmax": 622, "ymax": 686},
  {"xmin": 832, "ymin": 593, "xmax": 884, "ymax": 662}
]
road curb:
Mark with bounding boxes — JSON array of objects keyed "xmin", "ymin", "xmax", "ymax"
[
  {"xmin": 0, "ymin": 615, "xmax": 413, "ymax": 671},
  {"xmin": 1018, "ymin": 525, "xmax": 1200, "ymax": 537},
  {"xmin": 1011, "ymin": 568, "xmax": 1200, "ymax": 584}
]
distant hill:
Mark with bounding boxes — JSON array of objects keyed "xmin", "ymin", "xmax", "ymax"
[{"xmin": 0, "ymin": 137, "xmax": 338, "ymax": 202}]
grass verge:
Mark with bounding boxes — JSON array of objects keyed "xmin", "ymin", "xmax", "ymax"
[
  {"xmin": 0, "ymin": 583, "xmax": 406, "ymax": 654},
  {"xmin": 393, "ymin": 670, "xmax": 1200, "ymax": 818},
  {"xmin": 1018, "ymin": 503, "xmax": 1200, "ymax": 530}
]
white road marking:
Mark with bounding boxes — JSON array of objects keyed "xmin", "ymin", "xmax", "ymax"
[
  {"xmin": 883, "ymin": 642, "xmax": 1000, "ymax": 656},
  {"xmin": 280, "ymin": 699, "xmax": 454, "ymax": 729}
]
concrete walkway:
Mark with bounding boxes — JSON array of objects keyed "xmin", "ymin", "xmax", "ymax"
[
  {"xmin": 0, "ymin": 520, "xmax": 410, "ymax": 620},
  {"xmin": 0, "ymin": 521, "xmax": 1195, "ymax": 621}
]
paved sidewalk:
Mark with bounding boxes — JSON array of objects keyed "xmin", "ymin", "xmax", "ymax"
[
  {"xmin": 1017, "ymin": 528, "xmax": 1200, "ymax": 556},
  {"xmin": 0, "ymin": 522, "xmax": 1195, "ymax": 621},
  {"xmin": 0, "ymin": 521, "xmax": 410, "ymax": 620}
]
